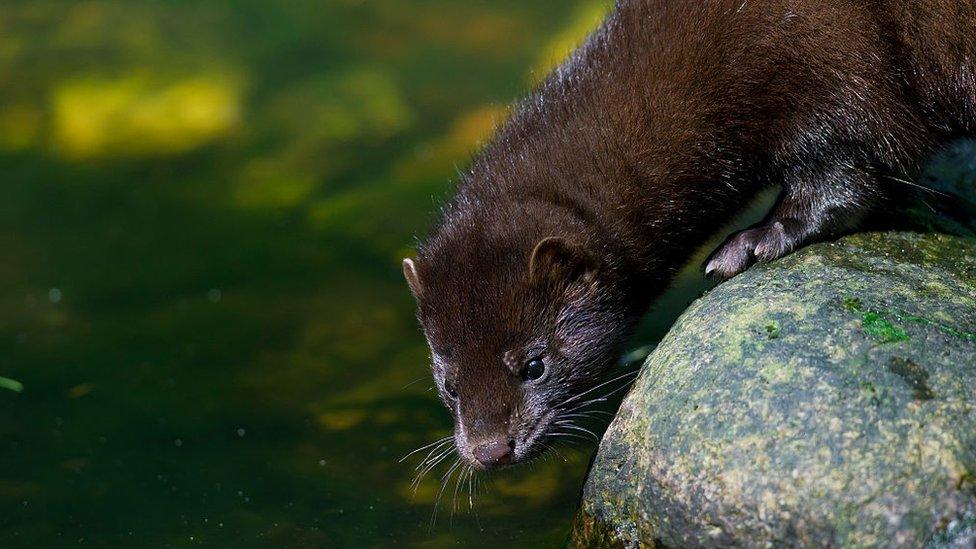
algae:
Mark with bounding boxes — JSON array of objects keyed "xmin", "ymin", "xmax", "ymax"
[{"xmin": 861, "ymin": 311, "xmax": 910, "ymax": 343}]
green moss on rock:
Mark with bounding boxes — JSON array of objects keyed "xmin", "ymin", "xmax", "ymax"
[
  {"xmin": 573, "ymin": 232, "xmax": 976, "ymax": 548},
  {"xmin": 861, "ymin": 311, "xmax": 910, "ymax": 343}
]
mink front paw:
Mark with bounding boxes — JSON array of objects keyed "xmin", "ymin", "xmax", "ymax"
[{"xmin": 704, "ymin": 220, "xmax": 801, "ymax": 279}]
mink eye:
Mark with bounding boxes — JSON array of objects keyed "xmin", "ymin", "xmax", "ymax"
[
  {"xmin": 523, "ymin": 358, "xmax": 545, "ymax": 381},
  {"xmin": 444, "ymin": 380, "xmax": 458, "ymax": 399}
]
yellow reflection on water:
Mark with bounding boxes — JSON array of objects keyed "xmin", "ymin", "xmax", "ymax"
[
  {"xmin": 231, "ymin": 67, "xmax": 413, "ymax": 211},
  {"xmin": 532, "ymin": 1, "xmax": 610, "ymax": 82},
  {"xmin": 492, "ymin": 464, "xmax": 562, "ymax": 506},
  {"xmin": 392, "ymin": 104, "xmax": 508, "ymax": 185},
  {"xmin": 316, "ymin": 409, "xmax": 369, "ymax": 431},
  {"xmin": 52, "ymin": 73, "xmax": 242, "ymax": 159}
]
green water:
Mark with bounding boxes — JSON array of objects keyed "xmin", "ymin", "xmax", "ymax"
[{"xmin": 0, "ymin": 1, "xmax": 730, "ymax": 546}]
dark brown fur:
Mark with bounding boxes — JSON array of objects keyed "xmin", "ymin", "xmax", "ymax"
[{"xmin": 405, "ymin": 0, "xmax": 976, "ymax": 468}]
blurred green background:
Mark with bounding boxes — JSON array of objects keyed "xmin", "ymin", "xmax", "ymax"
[{"xmin": 0, "ymin": 0, "xmax": 747, "ymax": 546}]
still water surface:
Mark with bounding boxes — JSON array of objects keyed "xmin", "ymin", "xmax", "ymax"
[{"xmin": 0, "ymin": 1, "xmax": 731, "ymax": 546}]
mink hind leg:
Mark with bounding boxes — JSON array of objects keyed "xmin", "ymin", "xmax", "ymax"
[{"xmin": 704, "ymin": 162, "xmax": 885, "ymax": 279}]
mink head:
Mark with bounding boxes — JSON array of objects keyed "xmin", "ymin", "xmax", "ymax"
[{"xmin": 403, "ymin": 220, "xmax": 639, "ymax": 469}]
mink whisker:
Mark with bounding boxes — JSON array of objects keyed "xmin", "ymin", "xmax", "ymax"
[
  {"xmin": 557, "ymin": 369, "xmax": 639, "ymax": 409},
  {"xmin": 399, "ymin": 435, "xmax": 453, "ymax": 463},
  {"xmin": 882, "ymin": 174, "xmax": 949, "ymax": 197},
  {"xmin": 429, "ymin": 457, "xmax": 463, "ymax": 529},
  {"xmin": 412, "ymin": 445, "xmax": 457, "ymax": 492}
]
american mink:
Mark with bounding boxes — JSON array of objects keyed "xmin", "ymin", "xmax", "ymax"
[{"xmin": 403, "ymin": 0, "xmax": 976, "ymax": 469}]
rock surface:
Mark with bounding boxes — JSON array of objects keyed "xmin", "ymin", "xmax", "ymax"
[{"xmin": 573, "ymin": 232, "xmax": 976, "ymax": 548}]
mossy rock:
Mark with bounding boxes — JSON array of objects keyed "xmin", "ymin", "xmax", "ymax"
[{"xmin": 573, "ymin": 232, "xmax": 976, "ymax": 548}]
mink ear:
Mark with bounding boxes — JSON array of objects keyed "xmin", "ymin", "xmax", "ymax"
[
  {"xmin": 402, "ymin": 258, "xmax": 423, "ymax": 299},
  {"xmin": 528, "ymin": 237, "xmax": 596, "ymax": 285}
]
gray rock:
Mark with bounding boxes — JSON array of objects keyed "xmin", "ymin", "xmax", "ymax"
[{"xmin": 573, "ymin": 232, "xmax": 976, "ymax": 548}]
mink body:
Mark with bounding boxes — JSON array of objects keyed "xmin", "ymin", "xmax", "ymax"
[{"xmin": 404, "ymin": 0, "xmax": 976, "ymax": 468}]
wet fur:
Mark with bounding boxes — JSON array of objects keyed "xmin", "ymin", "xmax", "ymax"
[{"xmin": 407, "ymin": 0, "xmax": 976, "ymax": 466}]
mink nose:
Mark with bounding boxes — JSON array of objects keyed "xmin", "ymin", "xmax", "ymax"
[{"xmin": 472, "ymin": 439, "xmax": 515, "ymax": 467}]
